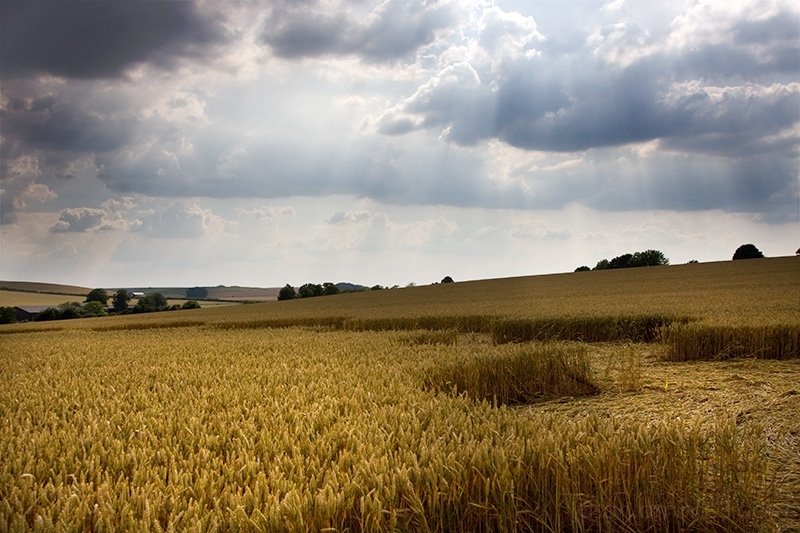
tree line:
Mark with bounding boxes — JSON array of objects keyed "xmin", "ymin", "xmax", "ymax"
[
  {"xmin": 575, "ymin": 243, "xmax": 770, "ymax": 273},
  {"xmin": 575, "ymin": 249, "xmax": 669, "ymax": 272},
  {"xmin": 0, "ymin": 288, "xmax": 202, "ymax": 324},
  {"xmin": 277, "ymin": 277, "xmax": 455, "ymax": 301},
  {"xmin": 278, "ymin": 282, "xmax": 342, "ymax": 300}
]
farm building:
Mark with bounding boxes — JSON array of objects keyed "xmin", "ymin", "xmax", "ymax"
[
  {"xmin": 14, "ymin": 306, "xmax": 51, "ymax": 321},
  {"xmin": 128, "ymin": 291, "xmax": 145, "ymax": 298}
]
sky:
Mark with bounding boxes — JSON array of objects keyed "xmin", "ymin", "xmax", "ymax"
[{"xmin": 1, "ymin": 0, "xmax": 798, "ymax": 289}]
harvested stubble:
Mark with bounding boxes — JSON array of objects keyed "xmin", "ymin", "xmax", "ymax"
[
  {"xmin": 0, "ymin": 328, "xmax": 773, "ymax": 531},
  {"xmin": 663, "ymin": 323, "xmax": 800, "ymax": 361},
  {"xmin": 423, "ymin": 343, "xmax": 599, "ymax": 405}
]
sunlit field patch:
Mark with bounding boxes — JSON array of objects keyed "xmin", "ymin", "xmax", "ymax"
[{"xmin": 0, "ymin": 328, "xmax": 786, "ymax": 531}]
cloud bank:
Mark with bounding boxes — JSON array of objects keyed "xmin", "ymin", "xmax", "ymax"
[{"xmin": 1, "ymin": 0, "xmax": 797, "ymax": 286}]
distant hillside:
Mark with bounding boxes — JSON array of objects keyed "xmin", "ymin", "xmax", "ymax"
[
  {"xmin": 0, "ymin": 282, "xmax": 366, "ymax": 303},
  {"xmin": 205, "ymin": 286, "xmax": 281, "ymax": 301},
  {"xmin": 0, "ymin": 281, "xmax": 91, "ymax": 296},
  {"xmin": 120, "ymin": 286, "xmax": 282, "ymax": 301},
  {"xmin": 336, "ymin": 282, "xmax": 368, "ymax": 293},
  {"xmin": 119, "ymin": 284, "xmax": 369, "ymax": 300}
]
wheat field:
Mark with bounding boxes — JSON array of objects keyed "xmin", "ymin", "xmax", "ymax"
[{"xmin": 1, "ymin": 257, "xmax": 798, "ymax": 531}]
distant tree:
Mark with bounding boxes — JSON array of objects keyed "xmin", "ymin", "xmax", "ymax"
[
  {"xmin": 687, "ymin": 259, "xmax": 699, "ymax": 264},
  {"xmin": 278, "ymin": 284, "xmax": 297, "ymax": 301},
  {"xmin": 0, "ymin": 307, "xmax": 17, "ymax": 324},
  {"xmin": 628, "ymin": 250, "xmax": 669, "ymax": 267},
  {"xmin": 186, "ymin": 287, "xmax": 209, "ymax": 299},
  {"xmin": 370, "ymin": 285, "xmax": 384, "ymax": 291},
  {"xmin": 85, "ymin": 288, "xmax": 109, "ymax": 305},
  {"xmin": 57, "ymin": 302, "xmax": 85, "ymax": 319},
  {"xmin": 593, "ymin": 250, "xmax": 668, "ymax": 270},
  {"xmin": 574, "ymin": 266, "xmax": 590, "ymax": 272},
  {"xmin": 35, "ymin": 307, "xmax": 62, "ymax": 321},
  {"xmin": 593, "ymin": 259, "xmax": 610, "ymax": 270},
  {"xmin": 441, "ymin": 276, "xmax": 454, "ymax": 284},
  {"xmin": 134, "ymin": 293, "xmax": 168, "ymax": 313},
  {"xmin": 82, "ymin": 301, "xmax": 107, "ymax": 317},
  {"xmin": 795, "ymin": 248, "xmax": 799, "ymax": 255},
  {"xmin": 112, "ymin": 289, "xmax": 131, "ymax": 312},
  {"xmin": 181, "ymin": 300, "xmax": 201, "ymax": 309},
  {"xmin": 322, "ymin": 282, "xmax": 340, "ymax": 296},
  {"xmin": 732, "ymin": 244, "xmax": 764, "ymax": 260},
  {"xmin": 298, "ymin": 283, "xmax": 323, "ymax": 298},
  {"xmin": 298, "ymin": 284, "xmax": 313, "ymax": 298},
  {"xmin": 609, "ymin": 253, "xmax": 633, "ymax": 269}
]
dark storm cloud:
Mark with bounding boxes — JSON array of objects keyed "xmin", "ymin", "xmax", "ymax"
[
  {"xmin": 0, "ymin": 0, "xmax": 229, "ymax": 79},
  {"xmin": 380, "ymin": 42, "xmax": 799, "ymax": 155},
  {"xmin": 261, "ymin": 0, "xmax": 457, "ymax": 62},
  {"xmin": 499, "ymin": 64, "xmax": 799, "ymax": 155},
  {"xmin": 1, "ymin": 88, "xmax": 138, "ymax": 155},
  {"xmin": 1, "ymin": 1, "xmax": 797, "ymax": 229}
]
